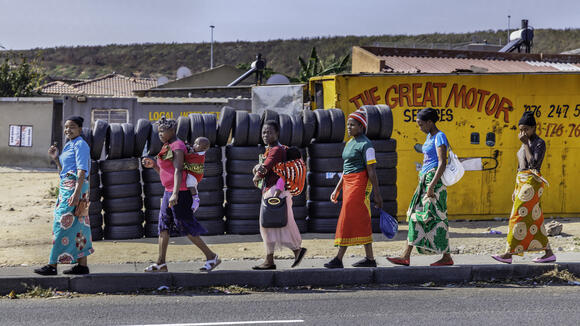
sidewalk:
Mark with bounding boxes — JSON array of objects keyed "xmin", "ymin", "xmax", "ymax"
[{"xmin": 2, "ymin": 253, "xmax": 579, "ymax": 295}]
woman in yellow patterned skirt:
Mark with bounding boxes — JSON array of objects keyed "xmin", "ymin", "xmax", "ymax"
[{"xmin": 492, "ymin": 111, "xmax": 555, "ymax": 264}]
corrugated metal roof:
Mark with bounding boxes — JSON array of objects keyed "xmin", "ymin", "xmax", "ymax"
[{"xmin": 39, "ymin": 73, "xmax": 156, "ymax": 97}]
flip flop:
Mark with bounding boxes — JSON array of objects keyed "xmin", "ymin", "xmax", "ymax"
[
  {"xmin": 532, "ymin": 255, "xmax": 556, "ymax": 263},
  {"xmin": 291, "ymin": 248, "xmax": 307, "ymax": 268},
  {"xmin": 386, "ymin": 257, "xmax": 410, "ymax": 266},
  {"xmin": 491, "ymin": 255, "xmax": 512, "ymax": 264},
  {"xmin": 144, "ymin": 263, "xmax": 168, "ymax": 272}
]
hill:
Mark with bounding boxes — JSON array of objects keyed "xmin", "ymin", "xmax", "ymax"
[{"xmin": 3, "ymin": 28, "xmax": 580, "ymax": 80}]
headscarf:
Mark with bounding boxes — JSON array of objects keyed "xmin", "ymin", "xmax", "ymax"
[
  {"xmin": 348, "ymin": 110, "xmax": 367, "ymax": 129},
  {"xmin": 66, "ymin": 115, "xmax": 84, "ymax": 128},
  {"xmin": 417, "ymin": 107, "xmax": 439, "ymax": 123},
  {"xmin": 157, "ymin": 116, "xmax": 177, "ymax": 130},
  {"xmin": 518, "ymin": 111, "xmax": 536, "ymax": 126}
]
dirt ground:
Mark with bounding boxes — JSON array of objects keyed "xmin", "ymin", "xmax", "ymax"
[{"xmin": 1, "ymin": 168, "xmax": 579, "ymax": 267}]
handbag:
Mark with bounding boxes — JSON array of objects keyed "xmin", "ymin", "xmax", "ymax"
[
  {"xmin": 260, "ymin": 196, "xmax": 288, "ymax": 228},
  {"xmin": 379, "ymin": 209, "xmax": 398, "ymax": 239},
  {"xmin": 74, "ymin": 199, "xmax": 90, "ymax": 217},
  {"xmin": 441, "ymin": 146, "xmax": 465, "ymax": 186}
]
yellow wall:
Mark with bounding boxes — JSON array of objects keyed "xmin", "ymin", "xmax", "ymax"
[{"xmin": 310, "ymin": 73, "xmax": 580, "ymax": 219}]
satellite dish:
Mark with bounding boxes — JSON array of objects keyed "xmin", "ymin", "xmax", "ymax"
[
  {"xmin": 176, "ymin": 66, "xmax": 192, "ymax": 80},
  {"xmin": 266, "ymin": 74, "xmax": 290, "ymax": 85},
  {"xmin": 157, "ymin": 76, "xmax": 169, "ymax": 86}
]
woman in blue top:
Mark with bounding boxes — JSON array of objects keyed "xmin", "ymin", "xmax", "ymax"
[
  {"xmin": 34, "ymin": 116, "xmax": 94, "ymax": 275},
  {"xmin": 388, "ymin": 108, "xmax": 454, "ymax": 266}
]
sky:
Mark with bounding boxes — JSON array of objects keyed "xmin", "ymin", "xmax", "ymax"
[{"xmin": 1, "ymin": 0, "xmax": 579, "ymax": 50}]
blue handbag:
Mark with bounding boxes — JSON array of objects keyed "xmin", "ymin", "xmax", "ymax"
[{"xmin": 379, "ymin": 210, "xmax": 398, "ymax": 239}]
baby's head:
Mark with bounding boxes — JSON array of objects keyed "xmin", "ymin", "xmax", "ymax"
[{"xmin": 193, "ymin": 137, "xmax": 210, "ymax": 152}]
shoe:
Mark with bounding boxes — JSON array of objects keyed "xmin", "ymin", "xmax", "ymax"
[
  {"xmin": 63, "ymin": 264, "xmax": 90, "ymax": 275},
  {"xmin": 323, "ymin": 257, "xmax": 344, "ymax": 269},
  {"xmin": 144, "ymin": 263, "xmax": 168, "ymax": 272},
  {"xmin": 291, "ymin": 248, "xmax": 307, "ymax": 268},
  {"xmin": 386, "ymin": 257, "xmax": 410, "ymax": 266},
  {"xmin": 491, "ymin": 255, "xmax": 512, "ymax": 264},
  {"xmin": 430, "ymin": 259, "xmax": 454, "ymax": 266},
  {"xmin": 200, "ymin": 254, "xmax": 221, "ymax": 272},
  {"xmin": 352, "ymin": 257, "xmax": 377, "ymax": 268},
  {"xmin": 252, "ymin": 264, "xmax": 276, "ymax": 270},
  {"xmin": 533, "ymin": 255, "xmax": 557, "ymax": 263},
  {"xmin": 34, "ymin": 265, "xmax": 57, "ymax": 276}
]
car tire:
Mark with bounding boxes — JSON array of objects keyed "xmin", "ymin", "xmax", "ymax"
[
  {"xmin": 232, "ymin": 110, "xmax": 249, "ymax": 146},
  {"xmin": 293, "ymin": 205, "xmax": 308, "ymax": 220},
  {"xmin": 216, "ymin": 106, "xmax": 235, "ymax": 146},
  {"xmin": 225, "ymin": 145, "xmax": 264, "ymax": 160},
  {"xmin": 198, "ymin": 190, "xmax": 224, "ymax": 206},
  {"xmin": 144, "ymin": 209, "xmax": 160, "ymax": 223},
  {"xmin": 141, "ymin": 167, "xmax": 160, "ymax": 183},
  {"xmin": 278, "ymin": 114, "xmax": 292, "ymax": 146},
  {"xmin": 225, "ymin": 203, "xmax": 260, "ymax": 219},
  {"xmin": 308, "ymin": 171, "xmax": 342, "ymax": 187},
  {"xmin": 226, "ymin": 188, "xmax": 262, "ymax": 204},
  {"xmin": 246, "ymin": 113, "xmax": 262, "ymax": 146},
  {"xmin": 147, "ymin": 123, "xmax": 162, "ymax": 157},
  {"xmin": 89, "ymin": 187, "xmax": 102, "ymax": 202},
  {"xmin": 104, "ymin": 225, "xmax": 144, "ymax": 240},
  {"xmin": 102, "ymin": 183, "xmax": 142, "ymax": 199},
  {"xmin": 81, "ymin": 127, "xmax": 93, "ymax": 148},
  {"xmin": 176, "ymin": 116, "xmax": 190, "ymax": 142},
  {"xmin": 199, "ymin": 219, "xmax": 226, "ymax": 235},
  {"xmin": 309, "ymin": 157, "xmax": 343, "ymax": 172},
  {"xmin": 195, "ymin": 205, "xmax": 225, "ymax": 221},
  {"xmin": 89, "ymin": 213, "xmax": 103, "ymax": 228},
  {"xmin": 308, "ymin": 218, "xmax": 338, "ymax": 233},
  {"xmin": 99, "ymin": 157, "xmax": 140, "ymax": 173},
  {"xmin": 225, "ymin": 173, "xmax": 255, "ymax": 189},
  {"xmin": 376, "ymin": 152, "xmax": 397, "ymax": 169},
  {"xmin": 121, "ymin": 123, "xmax": 135, "ymax": 158},
  {"xmin": 144, "ymin": 195, "xmax": 162, "ymax": 210},
  {"xmin": 91, "ymin": 120, "xmax": 108, "ymax": 160},
  {"xmin": 103, "ymin": 196, "xmax": 143, "ymax": 213},
  {"xmin": 226, "ymin": 219, "xmax": 259, "ymax": 235},
  {"xmin": 370, "ymin": 200, "xmax": 398, "ymax": 218},
  {"xmin": 309, "ymin": 186, "xmax": 341, "ymax": 202},
  {"xmin": 308, "ymin": 201, "xmax": 341, "ymax": 219},
  {"xmin": 202, "ymin": 113, "xmax": 217, "ymax": 146},
  {"xmin": 104, "ymin": 211, "xmax": 144, "ymax": 226},
  {"xmin": 377, "ymin": 104, "xmax": 393, "ymax": 139},
  {"xmin": 204, "ymin": 146, "xmax": 222, "ymax": 163},
  {"xmin": 89, "ymin": 201, "xmax": 102, "ymax": 215},
  {"xmin": 370, "ymin": 185, "xmax": 397, "ymax": 201},
  {"xmin": 188, "ymin": 113, "xmax": 204, "ymax": 144},
  {"xmin": 328, "ymin": 108, "xmax": 345, "ymax": 142},
  {"xmin": 289, "ymin": 115, "xmax": 304, "ymax": 147},
  {"xmin": 308, "ymin": 142, "xmax": 344, "ymax": 158},
  {"xmin": 301, "ymin": 110, "xmax": 316, "ymax": 147},
  {"xmin": 372, "ymin": 139, "xmax": 397, "ymax": 152},
  {"xmin": 260, "ymin": 109, "xmax": 279, "ymax": 127},
  {"xmin": 203, "ymin": 161, "xmax": 224, "ymax": 177},
  {"xmin": 134, "ymin": 119, "xmax": 151, "ymax": 157},
  {"xmin": 313, "ymin": 109, "xmax": 332, "ymax": 142},
  {"xmin": 293, "ymin": 191, "xmax": 307, "ymax": 206},
  {"xmin": 143, "ymin": 182, "xmax": 164, "ymax": 197},
  {"xmin": 105, "ymin": 123, "xmax": 124, "ymax": 160},
  {"xmin": 376, "ymin": 168, "xmax": 397, "ymax": 185},
  {"xmin": 101, "ymin": 170, "xmax": 140, "ymax": 186},
  {"xmin": 91, "ymin": 226, "xmax": 103, "ymax": 241},
  {"xmin": 226, "ymin": 159, "xmax": 257, "ymax": 175},
  {"xmin": 361, "ymin": 105, "xmax": 381, "ymax": 139},
  {"xmin": 198, "ymin": 176, "xmax": 224, "ymax": 192}
]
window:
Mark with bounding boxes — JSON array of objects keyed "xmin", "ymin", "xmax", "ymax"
[
  {"xmin": 91, "ymin": 108, "xmax": 128, "ymax": 126},
  {"xmin": 9, "ymin": 125, "xmax": 33, "ymax": 147}
]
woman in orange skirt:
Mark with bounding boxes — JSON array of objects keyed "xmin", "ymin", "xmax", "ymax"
[{"xmin": 324, "ymin": 110, "xmax": 383, "ymax": 269}]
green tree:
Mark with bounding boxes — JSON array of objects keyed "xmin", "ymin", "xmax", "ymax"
[
  {"xmin": 295, "ymin": 47, "xmax": 350, "ymax": 82},
  {"xmin": 0, "ymin": 57, "xmax": 44, "ymax": 97}
]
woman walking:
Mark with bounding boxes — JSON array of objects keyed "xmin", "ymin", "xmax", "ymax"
[
  {"xmin": 388, "ymin": 108, "xmax": 454, "ymax": 266},
  {"xmin": 324, "ymin": 110, "xmax": 383, "ymax": 269},
  {"xmin": 34, "ymin": 116, "xmax": 93, "ymax": 275},
  {"xmin": 251, "ymin": 120, "xmax": 307, "ymax": 270},
  {"xmin": 141, "ymin": 117, "xmax": 220, "ymax": 272},
  {"xmin": 492, "ymin": 111, "xmax": 555, "ymax": 264}
]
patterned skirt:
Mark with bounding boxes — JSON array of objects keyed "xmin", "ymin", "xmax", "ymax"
[
  {"xmin": 334, "ymin": 170, "xmax": 373, "ymax": 247},
  {"xmin": 406, "ymin": 169, "xmax": 450, "ymax": 254},
  {"xmin": 506, "ymin": 170, "xmax": 549, "ymax": 254},
  {"xmin": 49, "ymin": 172, "xmax": 94, "ymax": 264}
]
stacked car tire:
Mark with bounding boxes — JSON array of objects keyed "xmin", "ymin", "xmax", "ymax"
[{"xmin": 88, "ymin": 120, "xmax": 108, "ymax": 241}]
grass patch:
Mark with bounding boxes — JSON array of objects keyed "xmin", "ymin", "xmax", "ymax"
[{"xmin": 46, "ymin": 185, "xmax": 59, "ymax": 198}]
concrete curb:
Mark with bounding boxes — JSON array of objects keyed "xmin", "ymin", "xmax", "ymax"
[{"xmin": 2, "ymin": 263, "xmax": 579, "ymax": 295}]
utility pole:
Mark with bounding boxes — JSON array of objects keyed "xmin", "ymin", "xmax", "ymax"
[
  {"xmin": 210, "ymin": 25, "xmax": 215, "ymax": 69},
  {"xmin": 507, "ymin": 15, "xmax": 511, "ymax": 43}
]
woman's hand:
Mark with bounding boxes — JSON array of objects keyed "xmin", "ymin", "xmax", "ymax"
[
  {"xmin": 330, "ymin": 189, "xmax": 340, "ymax": 203},
  {"xmin": 426, "ymin": 184, "xmax": 436, "ymax": 198},
  {"xmin": 518, "ymin": 130, "xmax": 529, "ymax": 144},
  {"xmin": 68, "ymin": 190, "xmax": 81, "ymax": 207},
  {"xmin": 168, "ymin": 193, "xmax": 178, "ymax": 208},
  {"xmin": 253, "ymin": 174, "xmax": 262, "ymax": 188},
  {"xmin": 48, "ymin": 145, "xmax": 59, "ymax": 161},
  {"xmin": 373, "ymin": 192, "xmax": 383, "ymax": 209},
  {"xmin": 142, "ymin": 157, "xmax": 155, "ymax": 169}
]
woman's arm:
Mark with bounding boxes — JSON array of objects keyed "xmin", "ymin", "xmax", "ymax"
[
  {"xmin": 169, "ymin": 149, "xmax": 185, "ymax": 207},
  {"xmin": 48, "ymin": 144, "xmax": 62, "ymax": 172},
  {"xmin": 367, "ymin": 164, "xmax": 383, "ymax": 209},
  {"xmin": 330, "ymin": 176, "xmax": 343, "ymax": 203},
  {"xmin": 428, "ymin": 144, "xmax": 447, "ymax": 198}
]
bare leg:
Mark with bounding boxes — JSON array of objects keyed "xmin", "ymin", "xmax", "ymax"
[
  {"xmin": 497, "ymin": 252, "xmax": 513, "ymax": 259},
  {"xmin": 336, "ymin": 246, "xmax": 348, "ymax": 261},
  {"xmin": 186, "ymin": 234, "xmax": 216, "ymax": 260},
  {"xmin": 77, "ymin": 256, "xmax": 88, "ymax": 267},
  {"xmin": 157, "ymin": 230, "xmax": 170, "ymax": 265},
  {"xmin": 432, "ymin": 253, "xmax": 453, "ymax": 265},
  {"xmin": 392, "ymin": 244, "xmax": 413, "ymax": 260},
  {"xmin": 540, "ymin": 247, "xmax": 555, "ymax": 259},
  {"xmin": 364, "ymin": 243, "xmax": 374, "ymax": 260}
]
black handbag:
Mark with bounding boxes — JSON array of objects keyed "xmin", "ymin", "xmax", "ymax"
[{"xmin": 260, "ymin": 196, "xmax": 288, "ymax": 228}]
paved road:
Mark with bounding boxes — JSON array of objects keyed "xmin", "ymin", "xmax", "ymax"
[{"xmin": 1, "ymin": 285, "xmax": 579, "ymax": 325}]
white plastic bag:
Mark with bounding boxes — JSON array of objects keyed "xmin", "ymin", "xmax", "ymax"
[{"xmin": 441, "ymin": 148, "xmax": 464, "ymax": 186}]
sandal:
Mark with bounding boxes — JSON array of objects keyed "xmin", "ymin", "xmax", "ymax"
[
  {"xmin": 200, "ymin": 254, "xmax": 221, "ymax": 272},
  {"xmin": 144, "ymin": 263, "xmax": 168, "ymax": 272}
]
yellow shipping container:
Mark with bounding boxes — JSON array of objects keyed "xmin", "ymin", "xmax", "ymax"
[{"xmin": 309, "ymin": 72, "xmax": 580, "ymax": 220}]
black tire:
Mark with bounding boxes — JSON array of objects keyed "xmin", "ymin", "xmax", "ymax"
[
  {"xmin": 105, "ymin": 123, "xmax": 124, "ymax": 160},
  {"xmin": 144, "ymin": 209, "xmax": 160, "ymax": 223},
  {"xmin": 226, "ymin": 173, "xmax": 255, "ymax": 189},
  {"xmin": 226, "ymin": 159, "xmax": 257, "ymax": 175},
  {"xmin": 101, "ymin": 170, "xmax": 140, "ymax": 186},
  {"xmin": 247, "ymin": 113, "xmax": 262, "ymax": 146},
  {"xmin": 103, "ymin": 196, "xmax": 143, "ymax": 213},
  {"xmin": 145, "ymin": 222, "xmax": 159, "ymax": 238},
  {"xmin": 176, "ymin": 116, "xmax": 190, "ymax": 142},
  {"xmin": 371, "ymin": 218, "xmax": 381, "ymax": 234},
  {"xmin": 121, "ymin": 123, "xmax": 135, "ymax": 158},
  {"xmin": 225, "ymin": 203, "xmax": 260, "ymax": 219},
  {"xmin": 278, "ymin": 114, "xmax": 292, "ymax": 146},
  {"xmin": 376, "ymin": 152, "xmax": 397, "ymax": 169},
  {"xmin": 308, "ymin": 218, "xmax": 338, "ymax": 233},
  {"xmin": 361, "ymin": 105, "xmax": 381, "ymax": 139},
  {"xmin": 226, "ymin": 219, "xmax": 259, "ymax": 235},
  {"xmin": 301, "ymin": 110, "xmax": 316, "ymax": 147},
  {"xmin": 309, "ymin": 186, "xmax": 341, "ymax": 202},
  {"xmin": 313, "ymin": 109, "xmax": 332, "ymax": 142},
  {"xmin": 202, "ymin": 113, "xmax": 217, "ymax": 146},
  {"xmin": 91, "ymin": 226, "xmax": 103, "ymax": 241},
  {"xmin": 188, "ymin": 113, "xmax": 205, "ymax": 144},
  {"xmin": 198, "ymin": 190, "xmax": 224, "ymax": 206},
  {"xmin": 370, "ymin": 200, "xmax": 398, "ymax": 218},
  {"xmin": 195, "ymin": 206, "xmax": 225, "ymax": 221},
  {"xmin": 104, "ymin": 211, "xmax": 144, "ymax": 226},
  {"xmin": 372, "ymin": 139, "xmax": 397, "ymax": 153},
  {"xmin": 141, "ymin": 167, "xmax": 160, "ymax": 183},
  {"xmin": 232, "ymin": 110, "xmax": 249, "ymax": 146},
  {"xmin": 91, "ymin": 120, "xmax": 108, "ymax": 161},
  {"xmin": 89, "ymin": 213, "xmax": 103, "ymax": 228},
  {"xmin": 293, "ymin": 205, "xmax": 308, "ymax": 220},
  {"xmin": 199, "ymin": 219, "xmax": 226, "ymax": 235},
  {"xmin": 308, "ymin": 171, "xmax": 342, "ymax": 187},
  {"xmin": 370, "ymin": 185, "xmax": 397, "ymax": 202},
  {"xmin": 216, "ymin": 106, "xmax": 236, "ymax": 146},
  {"xmin": 308, "ymin": 201, "xmax": 341, "ymax": 219},
  {"xmin": 226, "ymin": 188, "xmax": 262, "ymax": 204},
  {"xmin": 203, "ymin": 162, "xmax": 224, "ymax": 177},
  {"xmin": 225, "ymin": 145, "xmax": 264, "ymax": 160},
  {"xmin": 143, "ymin": 182, "xmax": 164, "ymax": 197},
  {"xmin": 147, "ymin": 123, "xmax": 162, "ymax": 157},
  {"xmin": 89, "ymin": 173, "xmax": 100, "ymax": 189},
  {"xmin": 99, "ymin": 157, "xmax": 139, "ymax": 173},
  {"xmin": 296, "ymin": 219, "xmax": 308, "ymax": 233},
  {"xmin": 102, "ymin": 183, "xmax": 142, "ymax": 199},
  {"xmin": 376, "ymin": 168, "xmax": 397, "ymax": 185},
  {"xmin": 204, "ymin": 146, "xmax": 222, "ymax": 163},
  {"xmin": 104, "ymin": 225, "xmax": 144, "ymax": 240},
  {"xmin": 293, "ymin": 191, "xmax": 307, "ymax": 206},
  {"xmin": 198, "ymin": 176, "xmax": 224, "ymax": 192},
  {"xmin": 328, "ymin": 108, "xmax": 346, "ymax": 142},
  {"xmin": 309, "ymin": 157, "xmax": 343, "ymax": 172},
  {"xmin": 308, "ymin": 142, "xmax": 344, "ymax": 158},
  {"xmin": 90, "ymin": 160, "xmax": 99, "ymax": 175},
  {"xmin": 260, "ymin": 109, "xmax": 280, "ymax": 127},
  {"xmin": 81, "ymin": 127, "xmax": 93, "ymax": 148},
  {"xmin": 89, "ymin": 201, "xmax": 102, "ymax": 215},
  {"xmin": 290, "ymin": 115, "xmax": 304, "ymax": 147},
  {"xmin": 144, "ymin": 195, "xmax": 162, "ymax": 210},
  {"xmin": 134, "ymin": 119, "xmax": 151, "ymax": 157},
  {"xmin": 89, "ymin": 187, "xmax": 102, "ymax": 202},
  {"xmin": 377, "ymin": 104, "xmax": 393, "ymax": 139}
]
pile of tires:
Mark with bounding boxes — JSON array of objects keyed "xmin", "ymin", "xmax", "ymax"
[
  {"xmin": 100, "ymin": 123, "xmax": 144, "ymax": 240},
  {"xmin": 86, "ymin": 120, "xmax": 108, "ymax": 241}
]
